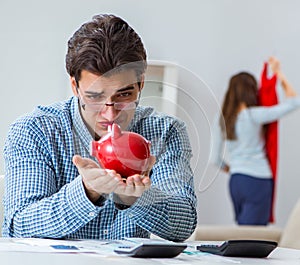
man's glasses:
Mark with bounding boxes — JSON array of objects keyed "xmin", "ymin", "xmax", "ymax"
[{"xmin": 76, "ymin": 85, "xmax": 141, "ymax": 113}]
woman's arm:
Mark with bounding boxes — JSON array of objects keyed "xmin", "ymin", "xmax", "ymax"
[
  {"xmin": 250, "ymin": 57, "xmax": 300, "ymax": 124},
  {"xmin": 269, "ymin": 56, "xmax": 297, "ymax": 98}
]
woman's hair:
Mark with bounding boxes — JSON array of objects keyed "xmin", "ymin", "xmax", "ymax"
[
  {"xmin": 65, "ymin": 14, "xmax": 147, "ymax": 82},
  {"xmin": 220, "ymin": 72, "xmax": 258, "ymax": 140}
]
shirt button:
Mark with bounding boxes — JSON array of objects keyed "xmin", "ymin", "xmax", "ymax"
[
  {"xmin": 88, "ymin": 212, "xmax": 95, "ymax": 217},
  {"xmin": 128, "ymin": 213, "xmax": 133, "ymax": 218},
  {"xmin": 103, "ymin": 230, "xmax": 108, "ymax": 235}
]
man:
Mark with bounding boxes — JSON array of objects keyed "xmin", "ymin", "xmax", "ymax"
[{"xmin": 3, "ymin": 14, "xmax": 197, "ymax": 241}]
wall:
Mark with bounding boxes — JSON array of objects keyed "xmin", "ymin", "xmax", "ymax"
[{"xmin": 1, "ymin": 0, "xmax": 300, "ymax": 228}]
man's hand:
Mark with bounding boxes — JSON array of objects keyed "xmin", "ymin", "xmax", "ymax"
[
  {"xmin": 73, "ymin": 155, "xmax": 123, "ymax": 203},
  {"xmin": 113, "ymin": 155, "xmax": 156, "ymax": 205}
]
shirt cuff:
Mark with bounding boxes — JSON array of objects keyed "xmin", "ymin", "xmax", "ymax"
[
  {"xmin": 66, "ymin": 175, "xmax": 101, "ymax": 223},
  {"xmin": 124, "ymin": 187, "xmax": 166, "ymax": 217}
]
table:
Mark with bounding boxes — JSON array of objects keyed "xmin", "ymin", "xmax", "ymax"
[{"xmin": 0, "ymin": 238, "xmax": 299, "ymax": 265}]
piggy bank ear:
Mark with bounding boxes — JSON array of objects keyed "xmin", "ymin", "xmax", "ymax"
[{"xmin": 111, "ymin": 123, "xmax": 122, "ymax": 139}]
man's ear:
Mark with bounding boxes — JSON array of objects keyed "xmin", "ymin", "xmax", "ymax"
[
  {"xmin": 139, "ymin": 74, "xmax": 145, "ymax": 91},
  {"xmin": 70, "ymin": 76, "xmax": 78, "ymax": 96}
]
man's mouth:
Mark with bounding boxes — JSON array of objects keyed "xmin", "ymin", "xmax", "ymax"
[{"xmin": 98, "ymin": 121, "xmax": 114, "ymax": 129}]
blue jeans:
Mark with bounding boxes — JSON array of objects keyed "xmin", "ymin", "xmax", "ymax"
[{"xmin": 229, "ymin": 173, "xmax": 273, "ymax": 225}]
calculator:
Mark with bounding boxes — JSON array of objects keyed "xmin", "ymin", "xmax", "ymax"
[
  {"xmin": 197, "ymin": 240, "xmax": 277, "ymax": 258},
  {"xmin": 114, "ymin": 242, "xmax": 187, "ymax": 258}
]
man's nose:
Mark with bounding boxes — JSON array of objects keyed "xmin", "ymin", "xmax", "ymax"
[{"xmin": 100, "ymin": 103, "xmax": 119, "ymax": 120}]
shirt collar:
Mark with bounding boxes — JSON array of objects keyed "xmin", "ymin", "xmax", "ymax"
[{"xmin": 72, "ymin": 97, "xmax": 94, "ymax": 152}]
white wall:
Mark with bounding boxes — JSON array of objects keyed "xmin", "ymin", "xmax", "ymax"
[{"xmin": 1, "ymin": 0, "xmax": 300, "ymax": 228}]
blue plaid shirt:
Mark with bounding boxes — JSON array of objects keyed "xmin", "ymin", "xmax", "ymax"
[{"xmin": 3, "ymin": 97, "xmax": 197, "ymax": 241}]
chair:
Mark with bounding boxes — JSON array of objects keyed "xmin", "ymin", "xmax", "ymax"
[
  {"xmin": 278, "ymin": 198, "xmax": 300, "ymax": 249},
  {"xmin": 0, "ymin": 175, "xmax": 4, "ymax": 236},
  {"xmin": 193, "ymin": 198, "xmax": 300, "ymax": 250}
]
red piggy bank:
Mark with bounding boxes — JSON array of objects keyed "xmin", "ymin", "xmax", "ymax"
[{"xmin": 90, "ymin": 123, "xmax": 151, "ymax": 177}]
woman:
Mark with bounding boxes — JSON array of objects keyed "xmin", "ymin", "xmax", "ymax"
[{"xmin": 212, "ymin": 57, "xmax": 300, "ymax": 225}]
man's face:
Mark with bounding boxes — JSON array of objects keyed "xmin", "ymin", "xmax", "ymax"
[{"xmin": 71, "ymin": 69, "xmax": 143, "ymax": 139}]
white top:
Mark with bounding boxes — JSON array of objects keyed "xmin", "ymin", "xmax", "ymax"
[{"xmin": 212, "ymin": 97, "xmax": 300, "ymax": 178}]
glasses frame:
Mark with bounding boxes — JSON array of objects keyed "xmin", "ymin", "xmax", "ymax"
[{"xmin": 75, "ymin": 83, "xmax": 141, "ymax": 113}]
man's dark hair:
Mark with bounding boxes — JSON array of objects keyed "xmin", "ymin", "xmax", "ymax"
[{"xmin": 66, "ymin": 14, "xmax": 147, "ymax": 82}]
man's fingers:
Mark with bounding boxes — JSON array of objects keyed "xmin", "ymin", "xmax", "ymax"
[
  {"xmin": 142, "ymin": 155, "xmax": 156, "ymax": 176},
  {"xmin": 73, "ymin": 155, "xmax": 99, "ymax": 169},
  {"xmin": 149, "ymin": 155, "xmax": 156, "ymax": 168}
]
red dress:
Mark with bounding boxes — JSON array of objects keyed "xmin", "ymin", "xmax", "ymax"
[{"xmin": 257, "ymin": 62, "xmax": 278, "ymax": 223}]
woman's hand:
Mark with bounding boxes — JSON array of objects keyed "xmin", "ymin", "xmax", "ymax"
[
  {"xmin": 268, "ymin": 56, "xmax": 281, "ymax": 74},
  {"xmin": 268, "ymin": 56, "xmax": 297, "ymax": 98}
]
